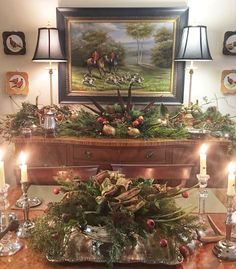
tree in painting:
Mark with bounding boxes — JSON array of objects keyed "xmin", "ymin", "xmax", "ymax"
[
  {"xmin": 126, "ymin": 23, "xmax": 155, "ymax": 65},
  {"xmin": 152, "ymin": 27, "xmax": 173, "ymax": 68}
]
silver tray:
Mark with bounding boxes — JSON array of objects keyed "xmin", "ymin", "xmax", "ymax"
[
  {"xmin": 15, "ymin": 196, "xmax": 42, "ymax": 208},
  {"xmin": 46, "ymin": 227, "xmax": 183, "ymax": 265},
  {"xmin": 188, "ymin": 128, "xmax": 210, "ymax": 139}
]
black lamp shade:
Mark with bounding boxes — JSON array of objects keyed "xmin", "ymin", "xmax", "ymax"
[
  {"xmin": 32, "ymin": 27, "xmax": 67, "ymax": 62},
  {"xmin": 175, "ymin": 25, "xmax": 212, "ymax": 61}
]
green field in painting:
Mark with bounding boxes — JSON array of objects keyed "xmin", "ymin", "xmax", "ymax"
[{"xmin": 71, "ymin": 64, "xmax": 171, "ymax": 95}]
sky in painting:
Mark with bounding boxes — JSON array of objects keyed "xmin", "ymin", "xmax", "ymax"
[{"xmin": 70, "ymin": 21, "xmax": 174, "ymax": 44}]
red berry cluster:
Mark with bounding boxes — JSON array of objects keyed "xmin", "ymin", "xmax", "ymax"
[{"xmin": 96, "ymin": 116, "xmax": 109, "ymax": 124}]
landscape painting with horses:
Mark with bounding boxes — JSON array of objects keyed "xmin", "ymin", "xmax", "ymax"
[{"xmin": 68, "ymin": 19, "xmax": 176, "ymax": 97}]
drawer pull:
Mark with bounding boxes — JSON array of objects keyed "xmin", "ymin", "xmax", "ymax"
[
  {"xmin": 84, "ymin": 150, "xmax": 92, "ymax": 159},
  {"xmin": 146, "ymin": 152, "xmax": 154, "ymax": 159}
]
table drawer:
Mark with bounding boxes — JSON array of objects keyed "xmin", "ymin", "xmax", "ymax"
[
  {"xmin": 119, "ymin": 147, "xmax": 168, "ymax": 163},
  {"xmin": 72, "ymin": 146, "xmax": 119, "ymax": 164}
]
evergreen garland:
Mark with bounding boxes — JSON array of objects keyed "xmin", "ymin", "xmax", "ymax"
[{"xmin": 0, "ymin": 96, "xmax": 235, "ymax": 140}]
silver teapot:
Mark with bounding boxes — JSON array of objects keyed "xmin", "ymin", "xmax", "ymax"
[{"xmin": 43, "ymin": 111, "xmax": 56, "ymax": 137}]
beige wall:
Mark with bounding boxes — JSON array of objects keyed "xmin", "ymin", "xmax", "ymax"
[{"xmin": 0, "ymin": 0, "xmax": 236, "ymax": 118}]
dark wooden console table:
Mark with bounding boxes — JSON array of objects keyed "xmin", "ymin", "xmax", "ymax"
[{"xmin": 12, "ymin": 136, "xmax": 231, "ymax": 187}]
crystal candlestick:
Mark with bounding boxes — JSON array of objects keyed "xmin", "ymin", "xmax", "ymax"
[
  {"xmin": 16, "ymin": 182, "xmax": 34, "ymax": 238},
  {"xmin": 213, "ymin": 195, "xmax": 236, "ymax": 260},
  {"xmin": 196, "ymin": 174, "xmax": 210, "ymax": 222},
  {"xmin": 0, "ymin": 184, "xmax": 23, "ymax": 256}
]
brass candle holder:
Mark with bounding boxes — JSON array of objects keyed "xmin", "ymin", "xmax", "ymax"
[
  {"xmin": 213, "ymin": 195, "xmax": 236, "ymax": 260},
  {"xmin": 0, "ymin": 184, "xmax": 23, "ymax": 256},
  {"xmin": 16, "ymin": 182, "xmax": 34, "ymax": 238}
]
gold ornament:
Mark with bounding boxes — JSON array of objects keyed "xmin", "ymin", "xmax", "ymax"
[
  {"xmin": 127, "ymin": 127, "xmax": 140, "ymax": 137},
  {"xmin": 102, "ymin": 124, "xmax": 116, "ymax": 136},
  {"xmin": 70, "ymin": 111, "xmax": 78, "ymax": 120}
]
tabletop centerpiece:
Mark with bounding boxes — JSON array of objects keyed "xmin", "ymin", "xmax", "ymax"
[{"xmin": 30, "ymin": 170, "xmax": 201, "ymax": 267}]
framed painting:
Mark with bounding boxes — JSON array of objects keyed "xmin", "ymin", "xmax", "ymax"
[
  {"xmin": 57, "ymin": 7, "xmax": 188, "ymax": 104},
  {"xmin": 221, "ymin": 70, "xmax": 236, "ymax": 93},
  {"xmin": 222, "ymin": 31, "xmax": 236, "ymax": 55},
  {"xmin": 2, "ymin": 31, "xmax": 26, "ymax": 55},
  {"xmin": 5, "ymin": 71, "xmax": 29, "ymax": 95}
]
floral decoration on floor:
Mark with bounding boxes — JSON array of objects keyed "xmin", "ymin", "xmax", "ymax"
[
  {"xmin": 0, "ymin": 87, "xmax": 235, "ymax": 140},
  {"xmin": 30, "ymin": 170, "xmax": 201, "ymax": 267}
]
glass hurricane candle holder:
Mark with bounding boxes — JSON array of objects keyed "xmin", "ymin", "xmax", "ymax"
[
  {"xmin": 0, "ymin": 184, "xmax": 23, "ymax": 256},
  {"xmin": 213, "ymin": 194, "xmax": 236, "ymax": 260},
  {"xmin": 196, "ymin": 174, "xmax": 210, "ymax": 222}
]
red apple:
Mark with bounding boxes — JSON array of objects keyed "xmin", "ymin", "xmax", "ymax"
[
  {"xmin": 137, "ymin": 115, "xmax": 144, "ymax": 123},
  {"xmin": 159, "ymin": 239, "xmax": 168, "ymax": 247},
  {"xmin": 146, "ymin": 218, "xmax": 155, "ymax": 229},
  {"xmin": 96, "ymin": 116, "xmax": 105, "ymax": 123},
  {"xmin": 132, "ymin": 120, "xmax": 140, "ymax": 127},
  {"xmin": 53, "ymin": 187, "xmax": 60, "ymax": 195},
  {"xmin": 179, "ymin": 245, "xmax": 190, "ymax": 258},
  {"xmin": 182, "ymin": 191, "xmax": 189, "ymax": 198}
]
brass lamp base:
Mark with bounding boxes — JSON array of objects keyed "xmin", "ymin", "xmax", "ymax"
[
  {"xmin": 213, "ymin": 240, "xmax": 236, "ymax": 260},
  {"xmin": 183, "ymin": 108, "xmax": 194, "ymax": 129}
]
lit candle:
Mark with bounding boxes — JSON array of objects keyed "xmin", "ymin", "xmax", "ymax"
[
  {"xmin": 200, "ymin": 144, "xmax": 207, "ymax": 176},
  {"xmin": 19, "ymin": 152, "xmax": 28, "ymax": 183},
  {"xmin": 0, "ymin": 150, "xmax": 5, "ymax": 189},
  {"xmin": 227, "ymin": 162, "xmax": 235, "ymax": 196}
]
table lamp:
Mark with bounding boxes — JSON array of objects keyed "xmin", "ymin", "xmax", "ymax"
[
  {"xmin": 175, "ymin": 25, "xmax": 212, "ymax": 109},
  {"xmin": 32, "ymin": 27, "xmax": 67, "ymax": 106}
]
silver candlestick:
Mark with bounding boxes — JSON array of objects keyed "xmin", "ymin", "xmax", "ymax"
[
  {"xmin": 213, "ymin": 195, "xmax": 236, "ymax": 260},
  {"xmin": 0, "ymin": 184, "xmax": 23, "ymax": 256},
  {"xmin": 16, "ymin": 182, "xmax": 34, "ymax": 238},
  {"xmin": 196, "ymin": 174, "xmax": 210, "ymax": 222}
]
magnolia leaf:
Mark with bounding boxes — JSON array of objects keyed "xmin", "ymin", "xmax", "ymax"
[
  {"xmin": 115, "ymin": 187, "xmax": 140, "ymax": 202},
  {"xmin": 101, "ymin": 178, "xmax": 112, "ymax": 190},
  {"xmin": 95, "ymin": 196, "xmax": 105, "ymax": 204},
  {"xmin": 125, "ymin": 199, "xmax": 146, "ymax": 212},
  {"xmin": 116, "ymin": 176, "xmax": 132, "ymax": 191}
]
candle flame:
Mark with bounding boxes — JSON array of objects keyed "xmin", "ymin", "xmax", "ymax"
[
  {"xmin": 200, "ymin": 144, "xmax": 207, "ymax": 154},
  {"xmin": 19, "ymin": 151, "xmax": 27, "ymax": 165},
  {"xmin": 228, "ymin": 162, "xmax": 235, "ymax": 174}
]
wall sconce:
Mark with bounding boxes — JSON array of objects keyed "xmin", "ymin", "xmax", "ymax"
[{"xmin": 32, "ymin": 27, "xmax": 67, "ymax": 106}]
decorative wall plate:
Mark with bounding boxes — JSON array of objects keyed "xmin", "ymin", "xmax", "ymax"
[
  {"xmin": 2, "ymin": 31, "xmax": 26, "ymax": 55},
  {"xmin": 223, "ymin": 31, "xmax": 236, "ymax": 55},
  {"xmin": 221, "ymin": 70, "xmax": 236, "ymax": 93},
  {"xmin": 5, "ymin": 71, "xmax": 29, "ymax": 95}
]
